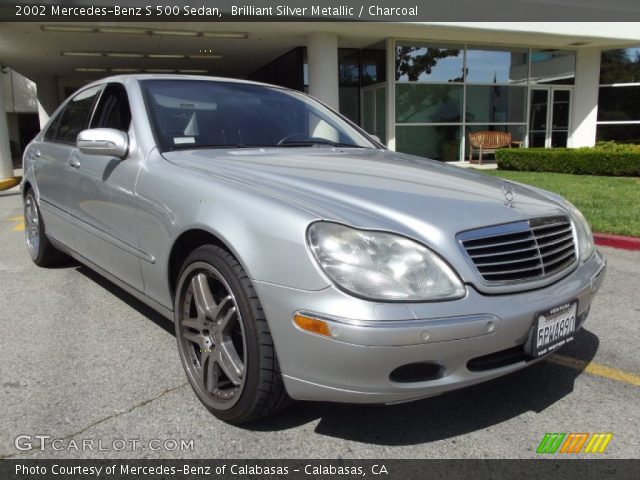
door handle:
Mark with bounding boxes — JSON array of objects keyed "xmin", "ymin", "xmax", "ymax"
[
  {"xmin": 33, "ymin": 149, "xmax": 41, "ymax": 158},
  {"xmin": 69, "ymin": 157, "xmax": 81, "ymax": 169}
]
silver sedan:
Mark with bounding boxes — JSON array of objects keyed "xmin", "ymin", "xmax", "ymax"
[{"xmin": 21, "ymin": 75, "xmax": 606, "ymax": 423}]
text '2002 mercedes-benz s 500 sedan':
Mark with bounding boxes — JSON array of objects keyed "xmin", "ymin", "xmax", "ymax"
[{"xmin": 22, "ymin": 75, "xmax": 606, "ymax": 423}]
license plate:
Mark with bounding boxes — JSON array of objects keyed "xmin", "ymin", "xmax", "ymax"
[{"xmin": 531, "ymin": 301, "xmax": 577, "ymax": 357}]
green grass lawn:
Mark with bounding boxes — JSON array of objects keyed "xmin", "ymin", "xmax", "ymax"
[{"xmin": 477, "ymin": 170, "xmax": 640, "ymax": 237}]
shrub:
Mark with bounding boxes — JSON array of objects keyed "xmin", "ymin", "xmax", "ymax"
[{"xmin": 496, "ymin": 145, "xmax": 640, "ymax": 176}]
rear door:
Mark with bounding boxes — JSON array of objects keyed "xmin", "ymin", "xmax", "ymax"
[
  {"xmin": 66, "ymin": 82, "xmax": 145, "ymax": 291},
  {"xmin": 33, "ymin": 85, "xmax": 103, "ymax": 248}
]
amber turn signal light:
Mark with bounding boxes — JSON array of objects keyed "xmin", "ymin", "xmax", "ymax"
[{"xmin": 293, "ymin": 314, "xmax": 331, "ymax": 337}]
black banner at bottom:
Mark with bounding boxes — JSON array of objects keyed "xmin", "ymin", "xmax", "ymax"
[{"xmin": 1, "ymin": 459, "xmax": 639, "ymax": 480}]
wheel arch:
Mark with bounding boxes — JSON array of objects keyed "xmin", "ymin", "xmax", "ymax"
[{"xmin": 167, "ymin": 227, "xmax": 251, "ymax": 303}]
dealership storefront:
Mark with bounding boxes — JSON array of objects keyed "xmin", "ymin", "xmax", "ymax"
[{"xmin": 1, "ymin": 22, "xmax": 639, "ymax": 179}]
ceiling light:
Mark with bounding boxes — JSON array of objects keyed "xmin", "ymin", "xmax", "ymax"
[
  {"xmin": 62, "ymin": 51, "xmax": 104, "ymax": 57},
  {"xmin": 110, "ymin": 68, "xmax": 141, "ymax": 73},
  {"xmin": 148, "ymin": 54, "xmax": 186, "ymax": 59},
  {"xmin": 202, "ymin": 31, "xmax": 248, "ymax": 39},
  {"xmin": 42, "ymin": 25, "xmax": 95, "ymax": 33},
  {"xmin": 105, "ymin": 52, "xmax": 145, "ymax": 58},
  {"xmin": 75, "ymin": 68, "xmax": 107, "ymax": 72},
  {"xmin": 145, "ymin": 69, "xmax": 176, "ymax": 73},
  {"xmin": 97, "ymin": 27, "xmax": 149, "ymax": 35},
  {"xmin": 188, "ymin": 54, "xmax": 224, "ymax": 60},
  {"xmin": 151, "ymin": 30, "xmax": 199, "ymax": 37},
  {"xmin": 179, "ymin": 69, "xmax": 209, "ymax": 73}
]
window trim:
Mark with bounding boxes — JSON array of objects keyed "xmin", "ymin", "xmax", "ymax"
[{"xmin": 90, "ymin": 82, "xmax": 132, "ymax": 133}]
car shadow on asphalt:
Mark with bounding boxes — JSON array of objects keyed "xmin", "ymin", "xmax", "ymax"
[
  {"xmin": 75, "ymin": 263, "xmax": 599, "ymax": 446},
  {"xmin": 76, "ymin": 265, "xmax": 175, "ymax": 336}
]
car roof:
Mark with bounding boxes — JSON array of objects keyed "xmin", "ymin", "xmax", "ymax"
[{"xmin": 83, "ymin": 74, "xmax": 280, "ymax": 90}]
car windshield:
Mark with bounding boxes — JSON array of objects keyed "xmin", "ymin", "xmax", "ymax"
[{"xmin": 141, "ymin": 79, "xmax": 376, "ymax": 152}]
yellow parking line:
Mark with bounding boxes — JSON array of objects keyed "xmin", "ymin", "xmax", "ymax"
[
  {"xmin": 7, "ymin": 215, "xmax": 24, "ymax": 232},
  {"xmin": 546, "ymin": 354, "xmax": 640, "ymax": 387}
]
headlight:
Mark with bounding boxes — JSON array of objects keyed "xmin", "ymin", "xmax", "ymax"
[
  {"xmin": 307, "ymin": 222, "xmax": 465, "ymax": 301},
  {"xmin": 563, "ymin": 201, "xmax": 595, "ymax": 262}
]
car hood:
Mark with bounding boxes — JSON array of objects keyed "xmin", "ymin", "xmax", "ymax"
[
  {"xmin": 164, "ymin": 147, "xmax": 566, "ymax": 233},
  {"xmin": 162, "ymin": 147, "xmax": 569, "ymax": 274}
]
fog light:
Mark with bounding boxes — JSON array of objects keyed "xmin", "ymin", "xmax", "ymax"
[{"xmin": 293, "ymin": 314, "xmax": 331, "ymax": 337}]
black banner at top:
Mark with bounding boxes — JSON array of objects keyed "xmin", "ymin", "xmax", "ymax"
[{"xmin": 3, "ymin": 0, "xmax": 640, "ymax": 22}]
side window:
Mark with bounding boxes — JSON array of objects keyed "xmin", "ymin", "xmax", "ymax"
[
  {"xmin": 54, "ymin": 85, "xmax": 103, "ymax": 144},
  {"xmin": 90, "ymin": 83, "xmax": 132, "ymax": 132},
  {"xmin": 43, "ymin": 110, "xmax": 63, "ymax": 142}
]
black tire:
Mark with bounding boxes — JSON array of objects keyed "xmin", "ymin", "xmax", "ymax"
[
  {"xmin": 23, "ymin": 189, "xmax": 69, "ymax": 267},
  {"xmin": 174, "ymin": 245, "xmax": 290, "ymax": 423}
]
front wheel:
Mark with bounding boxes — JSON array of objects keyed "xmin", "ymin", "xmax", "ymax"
[{"xmin": 174, "ymin": 245, "xmax": 289, "ymax": 423}]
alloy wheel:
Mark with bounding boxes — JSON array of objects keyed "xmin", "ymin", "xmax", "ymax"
[
  {"xmin": 176, "ymin": 262, "xmax": 247, "ymax": 410},
  {"xmin": 24, "ymin": 194, "xmax": 40, "ymax": 260}
]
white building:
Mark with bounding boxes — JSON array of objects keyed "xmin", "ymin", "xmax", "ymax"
[{"xmin": 1, "ymin": 21, "xmax": 640, "ymax": 179}]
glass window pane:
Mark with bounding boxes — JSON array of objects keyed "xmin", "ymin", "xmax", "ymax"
[
  {"xmin": 396, "ymin": 125, "xmax": 461, "ymax": 161},
  {"xmin": 600, "ymin": 47, "xmax": 640, "ymax": 84},
  {"xmin": 552, "ymin": 90, "xmax": 571, "ymax": 129},
  {"xmin": 375, "ymin": 87, "xmax": 386, "ymax": 143},
  {"xmin": 362, "ymin": 90, "xmax": 374, "ymax": 133},
  {"xmin": 396, "ymin": 84, "xmax": 463, "ymax": 123},
  {"xmin": 529, "ymin": 89, "xmax": 549, "ymax": 131},
  {"xmin": 596, "ymin": 123, "xmax": 640, "ymax": 144},
  {"xmin": 465, "ymin": 125, "xmax": 525, "ymax": 158},
  {"xmin": 339, "ymin": 49, "xmax": 359, "ymax": 87},
  {"xmin": 465, "ymin": 85, "xmax": 527, "ymax": 123},
  {"xmin": 55, "ymin": 85, "xmax": 103, "ymax": 144},
  {"xmin": 396, "ymin": 44, "xmax": 463, "ymax": 82},
  {"xmin": 597, "ymin": 86, "xmax": 640, "ymax": 121},
  {"xmin": 339, "ymin": 86, "xmax": 359, "ymax": 124},
  {"xmin": 530, "ymin": 50, "xmax": 575, "ymax": 85},
  {"xmin": 361, "ymin": 48, "xmax": 386, "ymax": 86},
  {"xmin": 465, "ymin": 48, "xmax": 529, "ymax": 84}
]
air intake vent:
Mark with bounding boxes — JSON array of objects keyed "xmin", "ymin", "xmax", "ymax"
[{"xmin": 458, "ymin": 217, "xmax": 577, "ymax": 284}]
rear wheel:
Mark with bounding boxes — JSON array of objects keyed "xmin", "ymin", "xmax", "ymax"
[
  {"xmin": 24, "ymin": 190, "xmax": 69, "ymax": 267},
  {"xmin": 174, "ymin": 245, "xmax": 289, "ymax": 423}
]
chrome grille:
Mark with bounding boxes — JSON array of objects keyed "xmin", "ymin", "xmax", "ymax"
[{"xmin": 458, "ymin": 216, "xmax": 577, "ymax": 284}]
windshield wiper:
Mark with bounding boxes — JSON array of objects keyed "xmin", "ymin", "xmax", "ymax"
[
  {"xmin": 169, "ymin": 144, "xmax": 264, "ymax": 151},
  {"xmin": 278, "ymin": 140, "xmax": 366, "ymax": 148}
]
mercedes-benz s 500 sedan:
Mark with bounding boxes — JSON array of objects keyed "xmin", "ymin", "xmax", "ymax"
[{"xmin": 22, "ymin": 75, "xmax": 606, "ymax": 423}]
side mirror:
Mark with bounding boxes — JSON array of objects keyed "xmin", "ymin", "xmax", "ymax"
[
  {"xmin": 370, "ymin": 134, "xmax": 382, "ymax": 144},
  {"xmin": 77, "ymin": 128, "xmax": 129, "ymax": 159}
]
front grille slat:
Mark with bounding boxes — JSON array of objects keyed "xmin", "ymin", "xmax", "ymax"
[
  {"xmin": 475, "ymin": 253, "xmax": 542, "ymax": 267},
  {"xmin": 459, "ymin": 216, "xmax": 577, "ymax": 284},
  {"xmin": 464, "ymin": 236, "xmax": 535, "ymax": 251},
  {"xmin": 470, "ymin": 245, "xmax": 539, "ymax": 259}
]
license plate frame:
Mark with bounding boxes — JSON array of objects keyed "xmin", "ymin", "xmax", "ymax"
[{"xmin": 529, "ymin": 300, "xmax": 578, "ymax": 357}]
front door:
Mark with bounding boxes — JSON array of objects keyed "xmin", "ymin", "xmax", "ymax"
[
  {"xmin": 66, "ymin": 82, "xmax": 144, "ymax": 291},
  {"xmin": 528, "ymin": 87, "xmax": 572, "ymax": 148}
]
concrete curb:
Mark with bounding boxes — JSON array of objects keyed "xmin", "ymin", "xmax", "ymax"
[{"xmin": 594, "ymin": 233, "xmax": 640, "ymax": 251}]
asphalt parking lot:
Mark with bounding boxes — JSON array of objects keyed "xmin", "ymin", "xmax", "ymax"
[{"xmin": 1, "ymin": 187, "xmax": 638, "ymax": 459}]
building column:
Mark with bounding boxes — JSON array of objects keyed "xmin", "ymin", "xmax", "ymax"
[
  {"xmin": 0, "ymin": 73, "xmax": 14, "ymax": 180},
  {"xmin": 306, "ymin": 32, "xmax": 339, "ymax": 110},
  {"xmin": 32, "ymin": 74, "xmax": 60, "ymax": 129},
  {"xmin": 570, "ymin": 48, "xmax": 601, "ymax": 147}
]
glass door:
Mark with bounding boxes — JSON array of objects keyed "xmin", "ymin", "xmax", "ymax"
[
  {"xmin": 528, "ymin": 87, "xmax": 572, "ymax": 147},
  {"xmin": 361, "ymin": 84, "xmax": 386, "ymax": 144}
]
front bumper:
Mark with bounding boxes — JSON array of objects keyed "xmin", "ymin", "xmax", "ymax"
[{"xmin": 254, "ymin": 250, "xmax": 606, "ymax": 404}]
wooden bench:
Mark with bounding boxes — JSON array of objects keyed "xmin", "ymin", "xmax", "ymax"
[{"xmin": 468, "ymin": 131, "xmax": 512, "ymax": 165}]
